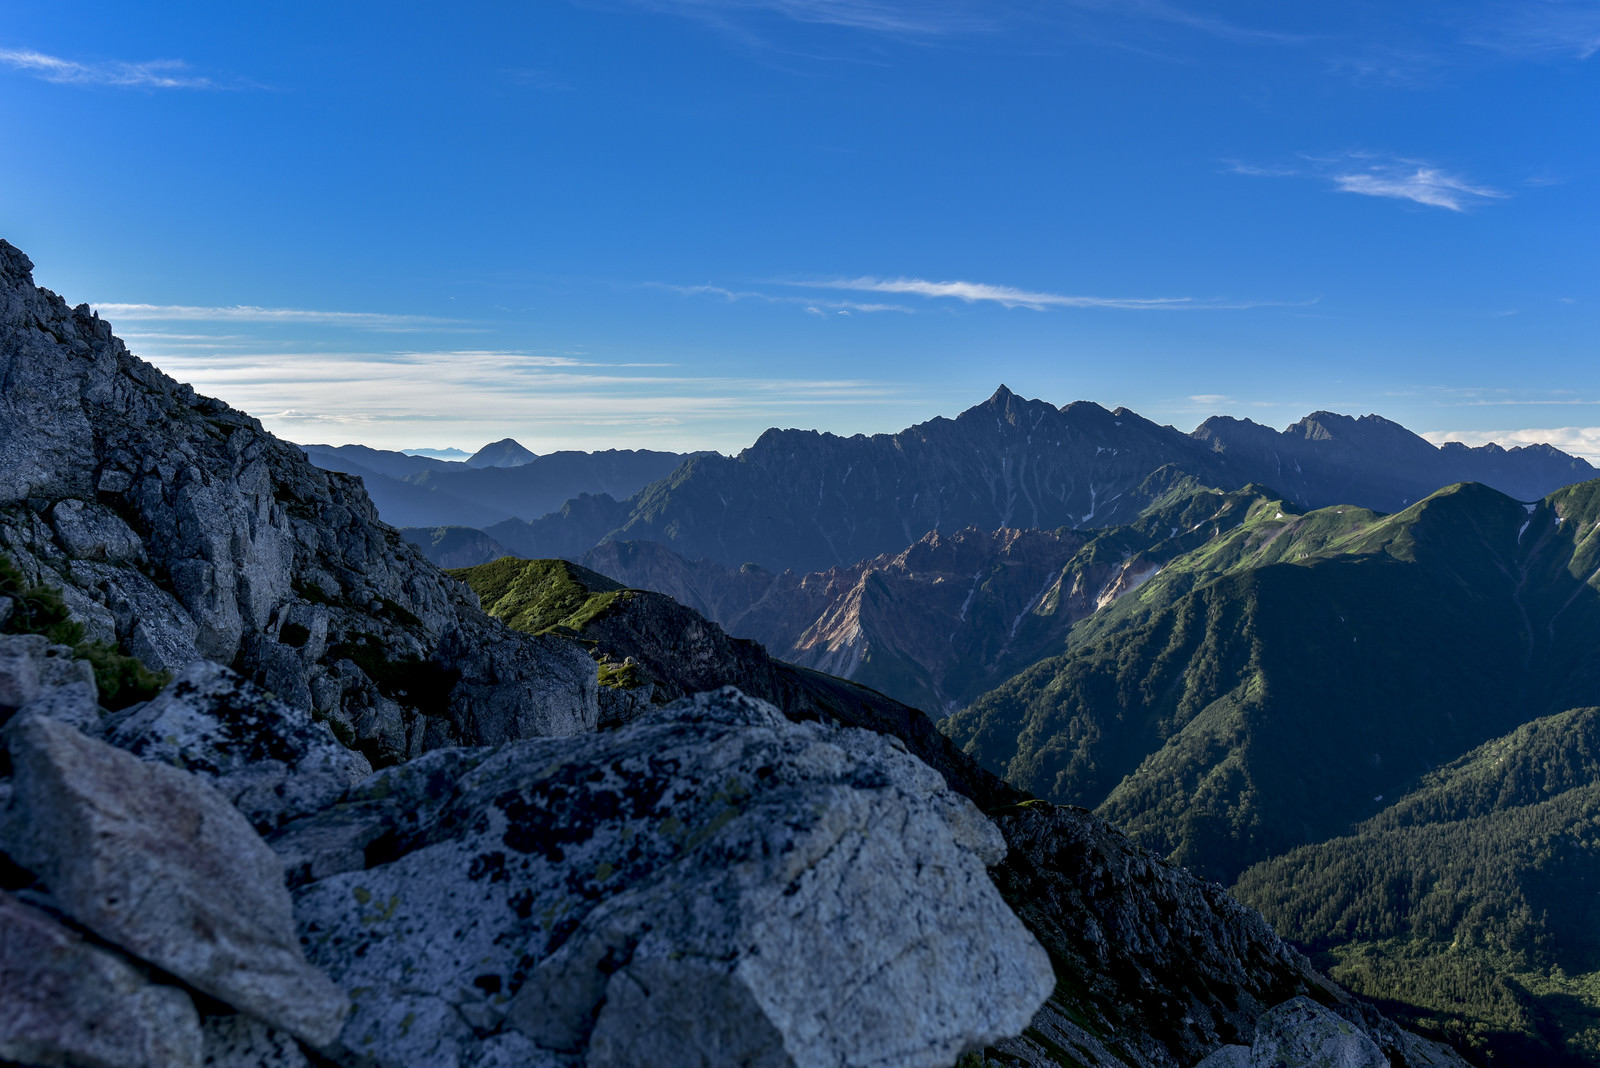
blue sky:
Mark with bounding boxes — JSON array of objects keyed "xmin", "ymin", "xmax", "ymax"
[{"xmin": 3, "ymin": 1, "xmax": 1598, "ymax": 458}]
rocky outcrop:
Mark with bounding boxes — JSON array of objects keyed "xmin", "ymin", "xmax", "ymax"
[
  {"xmin": 5, "ymin": 715, "xmax": 349, "ymax": 1046},
  {"xmin": 1226, "ymin": 997, "xmax": 1385, "ymax": 1068},
  {"xmin": 0, "ymin": 239, "xmax": 597, "ymax": 766},
  {"xmin": 284, "ymin": 688, "xmax": 1053, "ymax": 1066},
  {"xmin": 108, "ymin": 660, "xmax": 372, "ymax": 832}
]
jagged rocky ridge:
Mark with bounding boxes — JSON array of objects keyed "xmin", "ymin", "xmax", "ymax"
[
  {"xmin": 0, "ymin": 240, "xmax": 598, "ymax": 767},
  {"xmin": 442, "ymin": 385, "xmax": 1595, "ymax": 575},
  {"xmin": 0, "ymin": 238, "xmax": 1472, "ymax": 1067}
]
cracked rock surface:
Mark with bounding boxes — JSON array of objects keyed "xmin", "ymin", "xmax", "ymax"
[{"xmin": 289, "ymin": 687, "xmax": 1054, "ymax": 1068}]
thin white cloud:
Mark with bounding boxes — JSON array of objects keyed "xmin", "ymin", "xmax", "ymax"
[
  {"xmin": 0, "ymin": 48, "xmax": 222, "ymax": 89},
  {"xmin": 94, "ymin": 302, "xmax": 462, "ymax": 330},
  {"xmin": 1330, "ymin": 163, "xmax": 1507, "ymax": 212},
  {"xmin": 133, "ymin": 343, "xmax": 916, "ymax": 452},
  {"xmin": 627, "ymin": 0, "xmax": 988, "ymax": 36},
  {"xmin": 1065, "ymin": 0, "xmax": 1304, "ymax": 45},
  {"xmin": 1423, "ymin": 427, "xmax": 1600, "ymax": 465},
  {"xmin": 795, "ymin": 276, "xmax": 1279, "ymax": 311},
  {"xmin": 1474, "ymin": 4, "xmax": 1600, "ymax": 61},
  {"xmin": 1188, "ymin": 394, "xmax": 1231, "ymax": 406},
  {"xmin": 1231, "ymin": 151, "xmax": 1508, "ymax": 213},
  {"xmin": 650, "ymin": 282, "xmax": 912, "ymax": 314},
  {"xmin": 1222, "ymin": 160, "xmax": 1299, "ymax": 178}
]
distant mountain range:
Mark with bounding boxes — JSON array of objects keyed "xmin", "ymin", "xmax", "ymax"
[
  {"xmin": 299, "ymin": 441, "xmax": 690, "ymax": 528},
  {"xmin": 407, "ymin": 386, "xmax": 1596, "ymax": 575},
  {"xmin": 577, "ymin": 472, "xmax": 1267, "ymax": 717}
]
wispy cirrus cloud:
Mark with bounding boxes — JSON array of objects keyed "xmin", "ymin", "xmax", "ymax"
[
  {"xmin": 94, "ymin": 303, "xmax": 466, "ymax": 331},
  {"xmin": 1063, "ymin": 0, "xmax": 1304, "ymax": 45},
  {"xmin": 135, "ymin": 344, "xmax": 915, "ymax": 451},
  {"xmin": 1229, "ymin": 152, "xmax": 1508, "ymax": 212},
  {"xmin": 1474, "ymin": 2, "xmax": 1600, "ymax": 61},
  {"xmin": 0, "ymin": 48, "xmax": 226, "ymax": 89},
  {"xmin": 624, "ymin": 0, "xmax": 989, "ymax": 36},
  {"xmin": 649, "ymin": 282, "xmax": 912, "ymax": 314},
  {"xmin": 1330, "ymin": 161, "xmax": 1507, "ymax": 211},
  {"xmin": 793, "ymin": 276, "xmax": 1284, "ymax": 311}
]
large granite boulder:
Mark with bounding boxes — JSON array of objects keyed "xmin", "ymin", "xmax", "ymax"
[
  {"xmin": 289, "ymin": 688, "xmax": 1054, "ymax": 1067},
  {"xmin": 4, "ymin": 715, "xmax": 349, "ymax": 1047}
]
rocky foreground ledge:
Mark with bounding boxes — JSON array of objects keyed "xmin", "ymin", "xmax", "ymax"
[{"xmin": 0, "ymin": 648, "xmax": 1053, "ymax": 1066}]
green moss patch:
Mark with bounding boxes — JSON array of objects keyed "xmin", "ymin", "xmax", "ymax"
[{"xmin": 448, "ymin": 557, "xmax": 631, "ymax": 636}]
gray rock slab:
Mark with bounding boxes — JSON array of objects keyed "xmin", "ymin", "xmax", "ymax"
[
  {"xmin": 111, "ymin": 660, "xmax": 371, "ymax": 832},
  {"xmin": 1197, "ymin": 1045, "xmax": 1252, "ymax": 1068},
  {"xmin": 0, "ymin": 633, "xmax": 97, "ymax": 725},
  {"xmin": 0, "ymin": 636, "xmax": 42, "ymax": 712},
  {"xmin": 1250, "ymin": 997, "xmax": 1386, "ymax": 1068},
  {"xmin": 0, "ymin": 889, "xmax": 203, "ymax": 1068},
  {"xmin": 293, "ymin": 688, "xmax": 1052, "ymax": 1068},
  {"xmin": 6, "ymin": 715, "xmax": 351, "ymax": 1047},
  {"xmin": 13, "ymin": 679, "xmax": 102, "ymax": 734},
  {"xmin": 49, "ymin": 497, "xmax": 146, "ymax": 564}
]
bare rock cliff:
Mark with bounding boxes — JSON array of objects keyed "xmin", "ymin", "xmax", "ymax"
[{"xmin": 0, "ymin": 239, "xmax": 596, "ymax": 765}]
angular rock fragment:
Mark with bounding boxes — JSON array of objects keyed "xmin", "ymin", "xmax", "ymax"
[
  {"xmin": 0, "ymin": 633, "xmax": 99, "ymax": 732},
  {"xmin": 1196, "ymin": 1046, "xmax": 1252, "ymax": 1068},
  {"xmin": 0, "ymin": 890, "xmax": 203, "ymax": 1068},
  {"xmin": 1250, "ymin": 997, "xmax": 1387, "ymax": 1068},
  {"xmin": 111, "ymin": 660, "xmax": 371, "ymax": 832},
  {"xmin": 5, "ymin": 715, "xmax": 350, "ymax": 1047},
  {"xmin": 292, "ymin": 687, "xmax": 1052, "ymax": 1068}
]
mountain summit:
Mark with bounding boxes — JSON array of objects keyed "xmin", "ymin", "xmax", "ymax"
[{"xmin": 466, "ymin": 437, "xmax": 538, "ymax": 468}]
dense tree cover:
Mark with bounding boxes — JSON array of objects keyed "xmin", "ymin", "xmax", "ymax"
[
  {"xmin": 945, "ymin": 477, "xmax": 1600, "ymax": 1064},
  {"xmin": 1234, "ymin": 708, "xmax": 1600, "ymax": 1064},
  {"xmin": 947, "ymin": 483, "xmax": 1575, "ymax": 880}
]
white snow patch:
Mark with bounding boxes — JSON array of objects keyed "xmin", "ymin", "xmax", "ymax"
[
  {"xmin": 956, "ymin": 569, "xmax": 984, "ymax": 624},
  {"xmin": 1080, "ymin": 485, "xmax": 1098, "ymax": 525},
  {"xmin": 1009, "ymin": 573, "xmax": 1060, "ymax": 639},
  {"xmin": 1517, "ymin": 519, "xmax": 1531, "ymax": 543},
  {"xmin": 1524, "ymin": 503, "xmax": 1538, "ymax": 514}
]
